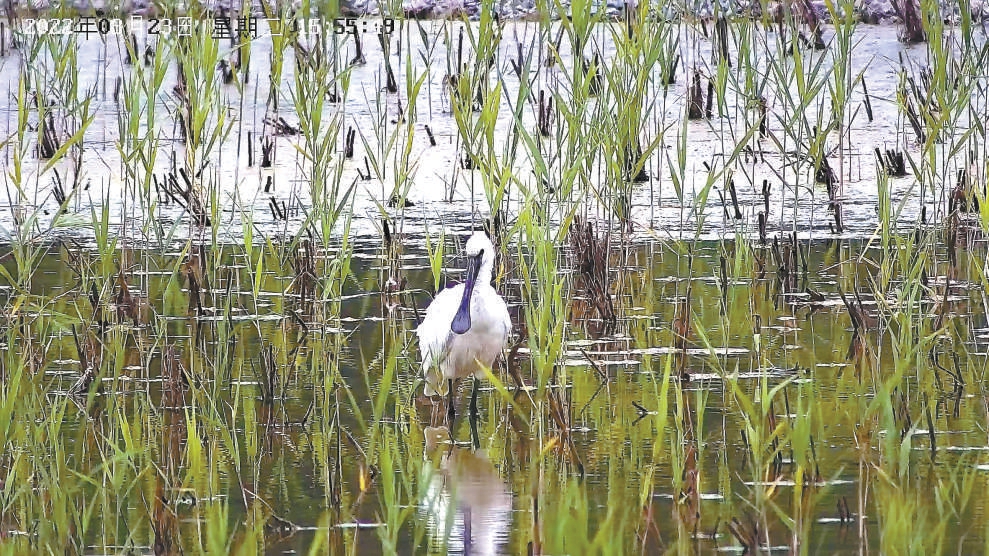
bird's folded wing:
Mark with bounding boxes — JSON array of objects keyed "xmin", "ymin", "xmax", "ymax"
[{"xmin": 417, "ymin": 312, "xmax": 455, "ymax": 397}]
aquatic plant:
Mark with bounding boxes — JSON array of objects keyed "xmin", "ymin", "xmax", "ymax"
[{"xmin": 0, "ymin": 3, "xmax": 986, "ymax": 554}]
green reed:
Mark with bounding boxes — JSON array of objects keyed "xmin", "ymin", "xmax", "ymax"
[
  {"xmin": 0, "ymin": 4, "xmax": 985, "ymax": 554},
  {"xmin": 290, "ymin": 22, "xmax": 356, "ymax": 246}
]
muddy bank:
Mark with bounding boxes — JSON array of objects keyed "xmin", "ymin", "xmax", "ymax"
[{"xmin": 7, "ymin": 0, "xmax": 989, "ymax": 24}]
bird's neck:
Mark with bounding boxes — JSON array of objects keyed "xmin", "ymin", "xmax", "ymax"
[{"xmin": 476, "ymin": 261, "xmax": 493, "ymax": 288}]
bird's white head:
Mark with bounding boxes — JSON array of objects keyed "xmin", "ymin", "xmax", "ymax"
[
  {"xmin": 450, "ymin": 231, "xmax": 497, "ymax": 335},
  {"xmin": 464, "ymin": 231, "xmax": 496, "ymax": 284}
]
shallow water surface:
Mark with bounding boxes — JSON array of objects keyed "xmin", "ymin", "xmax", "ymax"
[
  {"xmin": 4, "ymin": 235, "xmax": 988, "ymax": 554},
  {"xmin": 0, "ymin": 18, "xmax": 983, "ymax": 241},
  {"xmin": 1, "ymin": 7, "xmax": 988, "ymax": 555}
]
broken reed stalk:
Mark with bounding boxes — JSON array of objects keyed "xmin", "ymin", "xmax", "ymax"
[
  {"xmin": 664, "ymin": 54, "xmax": 680, "ymax": 85},
  {"xmin": 511, "ymin": 37, "xmax": 524, "ymax": 77},
  {"xmin": 770, "ymin": 234, "xmax": 802, "ymax": 292},
  {"xmin": 181, "ymin": 249, "xmax": 207, "ymax": 316},
  {"xmin": 51, "ymin": 170, "xmax": 67, "ymax": 212},
  {"xmin": 567, "ymin": 216, "xmax": 616, "ymax": 334},
  {"xmin": 261, "ymin": 135, "xmax": 274, "ymax": 167},
  {"xmin": 161, "ymin": 345, "xmax": 188, "ymax": 409},
  {"xmin": 688, "ymin": 69, "xmax": 704, "ymax": 119},
  {"xmin": 38, "ymin": 113, "xmax": 60, "ymax": 159},
  {"xmin": 899, "ymin": 73, "xmax": 927, "ymax": 143},
  {"xmin": 762, "ymin": 179, "xmax": 771, "ymax": 213},
  {"xmin": 623, "ymin": 141, "xmax": 649, "ymax": 183},
  {"xmin": 714, "ymin": 16, "xmax": 731, "ymax": 67},
  {"xmin": 718, "ymin": 254, "xmax": 729, "ymax": 313},
  {"xmin": 344, "ymin": 127, "xmax": 356, "ymax": 158},
  {"xmin": 269, "ymin": 197, "xmax": 289, "ymax": 220},
  {"xmin": 113, "ymin": 270, "xmax": 144, "ymax": 326},
  {"xmin": 378, "ymin": 33, "xmax": 396, "ymax": 93},
  {"xmin": 757, "ymin": 97, "xmax": 768, "ymax": 137},
  {"xmin": 219, "ymin": 59, "xmax": 234, "ymax": 84},
  {"xmin": 247, "ymin": 131, "xmax": 254, "ymax": 166},
  {"xmin": 950, "ymin": 168, "xmax": 980, "ymax": 213},
  {"xmin": 875, "ymin": 147, "xmax": 907, "ymax": 177},
  {"xmin": 862, "ymin": 78, "xmax": 874, "ymax": 122},
  {"xmin": 69, "ymin": 325, "xmax": 102, "ymax": 396},
  {"xmin": 672, "ymin": 284, "xmax": 692, "ymax": 377},
  {"xmin": 264, "ymin": 115, "xmax": 300, "ymax": 136},
  {"xmin": 255, "ymin": 342, "xmax": 278, "ymax": 405},
  {"xmin": 153, "ymin": 166, "xmax": 210, "ymax": 226},
  {"xmin": 358, "ymin": 156, "xmax": 373, "ymax": 180},
  {"xmin": 727, "ymin": 179, "xmax": 741, "ymax": 219},
  {"xmin": 457, "ymin": 26, "xmax": 464, "ymax": 73},
  {"xmin": 538, "ymin": 89, "xmax": 553, "ymax": 137}
]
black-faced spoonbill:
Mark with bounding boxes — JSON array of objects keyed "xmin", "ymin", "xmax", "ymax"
[{"xmin": 417, "ymin": 231, "xmax": 511, "ymax": 418}]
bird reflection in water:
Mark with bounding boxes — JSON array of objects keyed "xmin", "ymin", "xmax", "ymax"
[{"xmin": 420, "ymin": 426, "xmax": 513, "ymax": 555}]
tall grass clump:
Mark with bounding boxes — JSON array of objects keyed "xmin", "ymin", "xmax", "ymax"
[{"xmin": 170, "ymin": 17, "xmax": 231, "ymax": 232}]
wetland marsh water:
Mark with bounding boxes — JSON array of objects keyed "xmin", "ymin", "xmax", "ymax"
[
  {"xmin": 1, "ymin": 5, "xmax": 989, "ymax": 555},
  {"xmin": 0, "ymin": 19, "xmax": 983, "ymax": 241},
  {"xmin": 11, "ymin": 237, "xmax": 989, "ymax": 554}
]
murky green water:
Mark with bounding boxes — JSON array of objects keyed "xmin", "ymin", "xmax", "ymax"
[
  {"xmin": 0, "ymin": 3, "xmax": 987, "ymax": 553},
  {"xmin": 7, "ymin": 234, "xmax": 989, "ymax": 554}
]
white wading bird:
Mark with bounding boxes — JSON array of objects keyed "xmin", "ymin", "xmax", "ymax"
[{"xmin": 417, "ymin": 231, "xmax": 512, "ymax": 417}]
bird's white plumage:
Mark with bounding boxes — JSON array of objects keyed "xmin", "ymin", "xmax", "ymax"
[{"xmin": 417, "ymin": 232, "xmax": 511, "ymax": 396}]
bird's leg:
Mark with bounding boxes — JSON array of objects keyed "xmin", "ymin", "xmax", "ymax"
[
  {"xmin": 469, "ymin": 407, "xmax": 480, "ymax": 450},
  {"xmin": 447, "ymin": 379, "xmax": 456, "ymax": 422},
  {"xmin": 469, "ymin": 376, "xmax": 479, "ymax": 419},
  {"xmin": 468, "ymin": 376, "xmax": 481, "ymax": 448}
]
